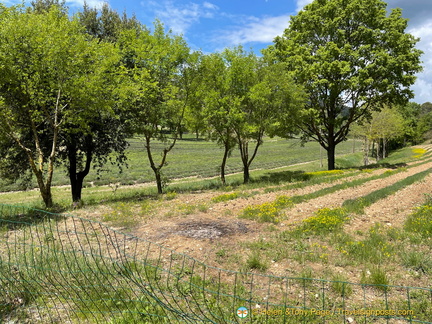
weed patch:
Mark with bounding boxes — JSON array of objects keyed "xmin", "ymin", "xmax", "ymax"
[
  {"xmin": 405, "ymin": 204, "xmax": 432, "ymax": 238},
  {"xmin": 297, "ymin": 208, "xmax": 349, "ymax": 235},
  {"xmin": 412, "ymin": 148, "xmax": 427, "ymax": 159},
  {"xmin": 240, "ymin": 196, "xmax": 293, "ymax": 223},
  {"xmin": 211, "ymin": 192, "xmax": 239, "ymax": 203},
  {"xmin": 361, "ymin": 267, "xmax": 390, "ymax": 292},
  {"xmin": 245, "ymin": 252, "xmax": 269, "ymax": 272}
]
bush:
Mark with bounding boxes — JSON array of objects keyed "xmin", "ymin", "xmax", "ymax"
[
  {"xmin": 240, "ymin": 196, "xmax": 293, "ymax": 224},
  {"xmin": 212, "ymin": 192, "xmax": 239, "ymax": 203},
  {"xmin": 299, "ymin": 208, "xmax": 349, "ymax": 235}
]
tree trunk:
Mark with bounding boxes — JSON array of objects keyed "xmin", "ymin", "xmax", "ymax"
[
  {"xmin": 153, "ymin": 167, "xmax": 163, "ymax": 194},
  {"xmin": 40, "ymin": 187, "xmax": 53, "ymax": 208},
  {"xmin": 243, "ymin": 163, "xmax": 250, "ymax": 184},
  {"xmin": 363, "ymin": 137, "xmax": 369, "ymax": 166},
  {"xmin": 67, "ymin": 136, "xmax": 93, "ymax": 203},
  {"xmin": 220, "ymin": 143, "xmax": 229, "ymax": 185},
  {"xmin": 33, "ymin": 170, "xmax": 54, "ymax": 208},
  {"xmin": 327, "ymin": 142, "xmax": 336, "ymax": 170},
  {"xmin": 376, "ymin": 140, "xmax": 380, "ymax": 161}
]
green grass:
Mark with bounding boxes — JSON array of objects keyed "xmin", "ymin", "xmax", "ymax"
[
  {"xmin": 404, "ymin": 197, "xmax": 432, "ymax": 238},
  {"xmin": 0, "ymin": 136, "xmax": 362, "ymax": 193},
  {"xmin": 360, "ymin": 267, "xmax": 391, "ymax": 292},
  {"xmin": 297, "ymin": 208, "xmax": 349, "ymax": 235}
]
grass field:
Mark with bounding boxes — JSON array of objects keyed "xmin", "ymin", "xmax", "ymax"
[{"xmin": 0, "ymin": 135, "xmax": 362, "ymax": 193}]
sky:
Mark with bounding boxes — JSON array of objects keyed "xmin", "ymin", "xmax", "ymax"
[{"xmin": 4, "ymin": 0, "xmax": 432, "ymax": 104}]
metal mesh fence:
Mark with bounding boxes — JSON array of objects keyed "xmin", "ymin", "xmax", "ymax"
[{"xmin": 0, "ymin": 204, "xmax": 431, "ymax": 323}]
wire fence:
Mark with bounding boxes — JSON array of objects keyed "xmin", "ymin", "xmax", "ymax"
[{"xmin": 1, "ymin": 204, "xmax": 431, "ymax": 323}]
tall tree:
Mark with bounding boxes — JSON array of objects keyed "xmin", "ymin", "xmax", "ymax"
[
  {"xmin": 0, "ymin": 6, "xmax": 113, "ymax": 207},
  {"xmin": 30, "ymin": 0, "xmax": 67, "ymax": 14},
  {"xmin": 271, "ymin": 0, "xmax": 422, "ymax": 170},
  {"xmin": 195, "ymin": 52, "xmax": 238, "ymax": 185},
  {"xmin": 78, "ymin": 2, "xmax": 141, "ymax": 41},
  {"xmin": 119, "ymin": 22, "xmax": 192, "ymax": 194}
]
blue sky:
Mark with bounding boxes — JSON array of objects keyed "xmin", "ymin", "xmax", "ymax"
[{"xmin": 4, "ymin": 0, "xmax": 432, "ymax": 104}]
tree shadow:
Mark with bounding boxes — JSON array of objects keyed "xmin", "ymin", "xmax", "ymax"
[
  {"xmin": 251, "ymin": 170, "xmax": 311, "ymax": 185},
  {"xmin": 0, "ymin": 204, "xmax": 67, "ymax": 230},
  {"xmin": 357, "ymin": 162, "xmax": 408, "ymax": 170}
]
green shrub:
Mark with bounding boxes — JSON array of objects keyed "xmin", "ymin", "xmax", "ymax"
[
  {"xmin": 212, "ymin": 192, "xmax": 239, "ymax": 203},
  {"xmin": 299, "ymin": 208, "xmax": 349, "ymax": 235},
  {"xmin": 361, "ymin": 267, "xmax": 390, "ymax": 292}
]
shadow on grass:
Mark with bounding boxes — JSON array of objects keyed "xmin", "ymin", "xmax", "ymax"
[
  {"xmin": 0, "ymin": 204, "xmax": 67, "ymax": 230},
  {"xmin": 251, "ymin": 170, "xmax": 311, "ymax": 184},
  {"xmin": 358, "ymin": 162, "xmax": 408, "ymax": 170}
]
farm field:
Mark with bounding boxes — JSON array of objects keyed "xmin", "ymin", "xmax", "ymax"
[
  {"xmin": 1, "ymin": 143, "xmax": 432, "ymax": 323},
  {"xmin": 0, "ymin": 136, "xmax": 362, "ymax": 193}
]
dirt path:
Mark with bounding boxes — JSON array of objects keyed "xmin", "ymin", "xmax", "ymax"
[{"xmin": 349, "ymin": 171, "xmax": 432, "ymax": 233}]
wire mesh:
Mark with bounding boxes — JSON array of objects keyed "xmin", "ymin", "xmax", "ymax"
[{"xmin": 0, "ymin": 204, "xmax": 431, "ymax": 323}]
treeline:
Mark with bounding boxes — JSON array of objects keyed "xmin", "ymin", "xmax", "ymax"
[{"xmin": 0, "ymin": 0, "xmax": 425, "ymax": 208}]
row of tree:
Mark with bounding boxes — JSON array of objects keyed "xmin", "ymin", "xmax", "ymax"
[{"xmin": 0, "ymin": 0, "xmax": 425, "ymax": 208}]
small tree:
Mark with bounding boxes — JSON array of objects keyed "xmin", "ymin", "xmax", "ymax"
[
  {"xmin": 119, "ymin": 23, "xmax": 193, "ymax": 194},
  {"xmin": 196, "ymin": 48, "xmax": 304, "ymax": 184}
]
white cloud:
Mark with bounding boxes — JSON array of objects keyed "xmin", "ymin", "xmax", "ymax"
[
  {"xmin": 296, "ymin": 0, "xmax": 313, "ymax": 12},
  {"xmin": 145, "ymin": 1, "xmax": 219, "ymax": 35},
  {"xmin": 216, "ymin": 14, "xmax": 291, "ymax": 47},
  {"xmin": 67, "ymin": 0, "xmax": 107, "ymax": 9},
  {"xmin": 409, "ymin": 20, "xmax": 432, "ymax": 103}
]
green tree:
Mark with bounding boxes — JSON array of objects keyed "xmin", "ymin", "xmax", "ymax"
[
  {"xmin": 195, "ymin": 52, "xmax": 238, "ymax": 185},
  {"xmin": 352, "ymin": 106, "xmax": 404, "ymax": 164},
  {"xmin": 58, "ymin": 42, "xmax": 127, "ymax": 203},
  {"xmin": 58, "ymin": 4, "xmax": 140, "ymax": 204},
  {"xmin": 0, "ymin": 6, "xmax": 114, "ymax": 207},
  {"xmin": 119, "ymin": 23, "xmax": 192, "ymax": 194},
  {"xmin": 30, "ymin": 0, "xmax": 67, "ymax": 14},
  {"xmin": 236, "ymin": 53, "xmax": 305, "ymax": 183},
  {"xmin": 78, "ymin": 2, "xmax": 141, "ymax": 42},
  {"xmin": 271, "ymin": 0, "xmax": 423, "ymax": 170},
  {"xmin": 196, "ymin": 48, "xmax": 304, "ymax": 184}
]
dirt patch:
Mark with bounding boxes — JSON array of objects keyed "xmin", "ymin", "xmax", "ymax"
[{"xmin": 172, "ymin": 219, "xmax": 249, "ymax": 239}]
